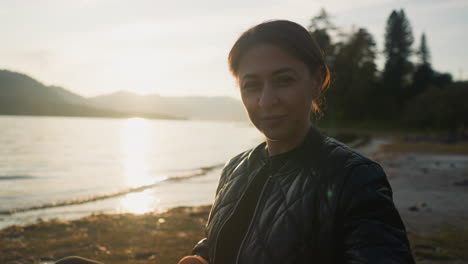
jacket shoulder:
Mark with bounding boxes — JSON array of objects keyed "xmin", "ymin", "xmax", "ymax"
[
  {"xmin": 321, "ymin": 136, "xmax": 377, "ymax": 170},
  {"xmin": 306, "ymin": 136, "xmax": 387, "ymax": 192},
  {"xmin": 320, "ymin": 137, "xmax": 391, "ymax": 196},
  {"xmin": 216, "ymin": 142, "xmax": 266, "ymax": 192}
]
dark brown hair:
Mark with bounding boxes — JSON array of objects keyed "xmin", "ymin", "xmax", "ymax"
[{"xmin": 228, "ymin": 20, "xmax": 330, "ymax": 115}]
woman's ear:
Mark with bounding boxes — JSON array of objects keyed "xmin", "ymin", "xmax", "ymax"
[{"xmin": 311, "ymin": 71, "xmax": 323, "ymax": 100}]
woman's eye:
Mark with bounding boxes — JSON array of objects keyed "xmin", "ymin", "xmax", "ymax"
[
  {"xmin": 242, "ymin": 81, "xmax": 261, "ymax": 91},
  {"xmin": 275, "ymin": 76, "xmax": 295, "ymax": 86}
]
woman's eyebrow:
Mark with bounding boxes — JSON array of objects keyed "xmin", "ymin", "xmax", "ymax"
[
  {"xmin": 241, "ymin": 73, "xmax": 258, "ymax": 81},
  {"xmin": 241, "ymin": 67, "xmax": 296, "ymax": 81},
  {"xmin": 272, "ymin": 67, "xmax": 296, "ymax": 76}
]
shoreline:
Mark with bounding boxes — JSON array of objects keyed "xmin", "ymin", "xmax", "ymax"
[
  {"xmin": 0, "ymin": 163, "xmax": 223, "ymax": 218},
  {"xmin": 2, "ymin": 138, "xmax": 468, "ymax": 263}
]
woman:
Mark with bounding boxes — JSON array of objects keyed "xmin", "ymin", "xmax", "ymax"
[{"xmin": 179, "ymin": 20, "xmax": 414, "ymax": 264}]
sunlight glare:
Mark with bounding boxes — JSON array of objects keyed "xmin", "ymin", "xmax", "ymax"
[
  {"xmin": 119, "ymin": 118, "xmax": 159, "ymax": 214},
  {"xmin": 119, "ymin": 191, "xmax": 158, "ymax": 214},
  {"xmin": 122, "ymin": 118, "xmax": 152, "ymax": 188}
]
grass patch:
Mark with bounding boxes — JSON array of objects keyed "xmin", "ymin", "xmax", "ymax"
[
  {"xmin": 380, "ymin": 142, "xmax": 468, "ymax": 154},
  {"xmin": 409, "ymin": 225, "xmax": 468, "ymax": 263},
  {"xmin": 317, "ymin": 120, "xmax": 468, "ymax": 144},
  {"xmin": 0, "ymin": 206, "xmax": 210, "ymax": 264},
  {"xmin": 317, "ymin": 120, "xmax": 455, "ymax": 137}
]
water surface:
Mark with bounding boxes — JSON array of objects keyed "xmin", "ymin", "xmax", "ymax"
[{"xmin": 0, "ymin": 116, "xmax": 261, "ymax": 229}]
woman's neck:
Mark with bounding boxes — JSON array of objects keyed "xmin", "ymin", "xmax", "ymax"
[{"xmin": 266, "ymin": 124, "xmax": 311, "ymax": 156}]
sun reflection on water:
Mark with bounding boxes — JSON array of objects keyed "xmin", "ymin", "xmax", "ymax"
[
  {"xmin": 122, "ymin": 118, "xmax": 151, "ymax": 188},
  {"xmin": 120, "ymin": 118, "xmax": 156, "ymax": 214},
  {"xmin": 119, "ymin": 191, "xmax": 159, "ymax": 214}
]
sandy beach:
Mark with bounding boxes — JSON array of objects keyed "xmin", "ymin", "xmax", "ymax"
[
  {"xmin": 1, "ymin": 138, "xmax": 468, "ymax": 264},
  {"xmin": 358, "ymin": 138, "xmax": 468, "ymax": 234}
]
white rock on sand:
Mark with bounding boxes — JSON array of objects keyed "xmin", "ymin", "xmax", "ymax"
[{"xmin": 355, "ymin": 138, "xmax": 468, "ymax": 234}]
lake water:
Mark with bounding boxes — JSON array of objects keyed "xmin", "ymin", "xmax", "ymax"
[{"xmin": 0, "ymin": 116, "xmax": 262, "ymax": 229}]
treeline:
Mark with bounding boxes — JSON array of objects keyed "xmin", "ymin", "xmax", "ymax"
[{"xmin": 309, "ymin": 9, "xmax": 467, "ymax": 136}]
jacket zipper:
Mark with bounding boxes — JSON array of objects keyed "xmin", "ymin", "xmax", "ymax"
[
  {"xmin": 235, "ymin": 175, "xmax": 272, "ymax": 264},
  {"xmin": 211, "ymin": 164, "xmax": 268, "ymax": 264}
]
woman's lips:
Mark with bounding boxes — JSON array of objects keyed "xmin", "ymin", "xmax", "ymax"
[{"xmin": 261, "ymin": 115, "xmax": 287, "ymax": 126}]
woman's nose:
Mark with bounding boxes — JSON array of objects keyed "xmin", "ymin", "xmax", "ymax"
[{"xmin": 258, "ymin": 83, "xmax": 279, "ymax": 107}]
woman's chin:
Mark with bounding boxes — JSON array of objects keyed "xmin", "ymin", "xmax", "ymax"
[
  {"xmin": 260, "ymin": 127, "xmax": 290, "ymax": 142},
  {"xmin": 258, "ymin": 122, "xmax": 309, "ymax": 145}
]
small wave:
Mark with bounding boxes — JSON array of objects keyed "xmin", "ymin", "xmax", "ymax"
[
  {"xmin": 165, "ymin": 164, "xmax": 223, "ymax": 182},
  {"xmin": 0, "ymin": 163, "xmax": 223, "ymax": 216},
  {"xmin": 0, "ymin": 175, "xmax": 35, "ymax": 181}
]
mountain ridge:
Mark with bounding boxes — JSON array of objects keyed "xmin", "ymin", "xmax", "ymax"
[{"xmin": 0, "ymin": 69, "xmax": 246, "ymax": 121}]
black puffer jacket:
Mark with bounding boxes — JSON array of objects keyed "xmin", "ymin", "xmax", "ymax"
[{"xmin": 193, "ymin": 127, "xmax": 414, "ymax": 264}]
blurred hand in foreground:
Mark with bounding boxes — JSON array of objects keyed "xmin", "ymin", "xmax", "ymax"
[
  {"xmin": 55, "ymin": 256, "xmax": 104, "ymax": 264},
  {"xmin": 178, "ymin": 255, "xmax": 208, "ymax": 264}
]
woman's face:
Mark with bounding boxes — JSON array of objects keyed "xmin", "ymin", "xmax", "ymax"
[{"xmin": 237, "ymin": 43, "xmax": 320, "ymax": 142}]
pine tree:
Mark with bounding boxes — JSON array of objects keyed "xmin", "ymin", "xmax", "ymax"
[
  {"xmin": 382, "ymin": 9, "xmax": 414, "ymax": 115},
  {"xmin": 418, "ymin": 33, "xmax": 431, "ymax": 66},
  {"xmin": 308, "ymin": 8, "xmax": 337, "ymax": 65},
  {"xmin": 411, "ymin": 32, "xmax": 434, "ymax": 97},
  {"xmin": 332, "ymin": 28, "xmax": 378, "ymax": 120}
]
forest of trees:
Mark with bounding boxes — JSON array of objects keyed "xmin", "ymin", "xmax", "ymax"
[{"xmin": 309, "ymin": 9, "xmax": 467, "ymax": 137}]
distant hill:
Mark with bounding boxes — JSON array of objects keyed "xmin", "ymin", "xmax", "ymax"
[
  {"xmin": 0, "ymin": 70, "xmax": 87, "ymax": 104},
  {"xmin": 89, "ymin": 91, "xmax": 247, "ymax": 121},
  {"xmin": 0, "ymin": 70, "xmax": 178, "ymax": 119},
  {"xmin": 0, "ymin": 69, "xmax": 247, "ymax": 121}
]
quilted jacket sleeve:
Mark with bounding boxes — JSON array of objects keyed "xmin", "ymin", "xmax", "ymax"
[
  {"xmin": 190, "ymin": 154, "xmax": 243, "ymax": 263},
  {"xmin": 192, "ymin": 238, "xmax": 210, "ymax": 262},
  {"xmin": 340, "ymin": 163, "xmax": 415, "ymax": 264}
]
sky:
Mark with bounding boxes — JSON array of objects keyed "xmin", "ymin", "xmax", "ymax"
[{"xmin": 1, "ymin": 0, "xmax": 467, "ymax": 99}]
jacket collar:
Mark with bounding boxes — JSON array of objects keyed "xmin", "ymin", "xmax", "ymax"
[{"xmin": 252, "ymin": 125, "xmax": 326, "ymax": 174}]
